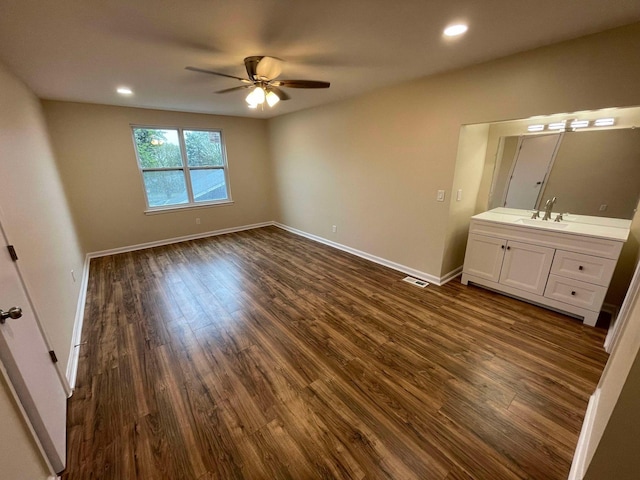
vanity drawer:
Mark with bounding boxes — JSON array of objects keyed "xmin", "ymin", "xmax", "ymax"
[
  {"xmin": 550, "ymin": 250, "xmax": 617, "ymax": 287},
  {"xmin": 544, "ymin": 274, "xmax": 607, "ymax": 311}
]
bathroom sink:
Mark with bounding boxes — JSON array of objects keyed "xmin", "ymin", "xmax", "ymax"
[{"xmin": 514, "ymin": 218, "xmax": 570, "ymax": 229}]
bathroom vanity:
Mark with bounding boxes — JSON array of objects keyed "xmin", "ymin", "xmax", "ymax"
[{"xmin": 461, "ymin": 208, "xmax": 631, "ymax": 326}]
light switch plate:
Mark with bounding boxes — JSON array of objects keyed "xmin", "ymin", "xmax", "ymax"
[{"xmin": 437, "ymin": 190, "xmax": 445, "ymax": 202}]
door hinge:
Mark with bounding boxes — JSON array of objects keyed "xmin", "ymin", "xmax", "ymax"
[
  {"xmin": 7, "ymin": 245, "xmax": 18, "ymax": 261},
  {"xmin": 49, "ymin": 350, "xmax": 58, "ymax": 363}
]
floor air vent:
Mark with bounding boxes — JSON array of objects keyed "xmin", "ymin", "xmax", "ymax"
[{"xmin": 402, "ymin": 276, "xmax": 429, "ymax": 288}]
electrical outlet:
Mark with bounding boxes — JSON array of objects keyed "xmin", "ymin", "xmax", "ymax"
[
  {"xmin": 332, "ymin": 225, "xmax": 337, "ymax": 233},
  {"xmin": 456, "ymin": 189, "xmax": 462, "ymax": 201},
  {"xmin": 196, "ymin": 217, "xmax": 201, "ymax": 224},
  {"xmin": 599, "ymin": 204, "xmax": 608, "ymax": 211},
  {"xmin": 437, "ymin": 190, "xmax": 445, "ymax": 202}
]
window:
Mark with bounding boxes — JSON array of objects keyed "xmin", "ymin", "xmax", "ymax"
[{"xmin": 132, "ymin": 127, "xmax": 231, "ymax": 211}]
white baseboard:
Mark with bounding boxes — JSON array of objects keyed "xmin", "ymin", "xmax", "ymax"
[
  {"xmin": 440, "ymin": 266, "xmax": 463, "ymax": 285},
  {"xmin": 274, "ymin": 222, "xmax": 459, "ymax": 286},
  {"xmin": 65, "ymin": 255, "xmax": 91, "ymax": 392},
  {"xmin": 568, "ymin": 388, "xmax": 601, "ymax": 480},
  {"xmin": 64, "ymin": 221, "xmax": 273, "ymax": 391},
  {"xmin": 87, "ymin": 221, "xmax": 274, "ymax": 259},
  {"xmin": 603, "ymin": 303, "xmax": 620, "ymax": 353}
]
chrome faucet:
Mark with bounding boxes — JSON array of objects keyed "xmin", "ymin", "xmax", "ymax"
[{"xmin": 542, "ymin": 197, "xmax": 557, "ymax": 221}]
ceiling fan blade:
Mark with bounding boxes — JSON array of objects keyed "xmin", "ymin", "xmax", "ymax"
[
  {"xmin": 275, "ymin": 80, "xmax": 330, "ymax": 88},
  {"xmin": 185, "ymin": 66, "xmax": 250, "ymax": 83},
  {"xmin": 244, "ymin": 56, "xmax": 263, "ymax": 80},
  {"xmin": 269, "ymin": 86, "xmax": 290, "ymax": 101},
  {"xmin": 215, "ymin": 85, "xmax": 253, "ymax": 94},
  {"xmin": 256, "ymin": 56, "xmax": 283, "ymax": 80}
]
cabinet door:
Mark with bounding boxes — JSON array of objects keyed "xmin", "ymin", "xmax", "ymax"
[
  {"xmin": 463, "ymin": 234, "xmax": 506, "ymax": 282},
  {"xmin": 499, "ymin": 240, "xmax": 555, "ymax": 295}
]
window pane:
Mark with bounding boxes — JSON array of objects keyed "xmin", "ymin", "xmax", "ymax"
[
  {"xmin": 184, "ymin": 130, "xmax": 224, "ymax": 167},
  {"xmin": 133, "ymin": 128, "xmax": 182, "ymax": 168},
  {"xmin": 142, "ymin": 171, "xmax": 188, "ymax": 207},
  {"xmin": 190, "ymin": 169, "xmax": 228, "ymax": 202}
]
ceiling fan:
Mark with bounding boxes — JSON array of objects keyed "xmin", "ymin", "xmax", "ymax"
[{"xmin": 186, "ymin": 56, "xmax": 330, "ymax": 109}]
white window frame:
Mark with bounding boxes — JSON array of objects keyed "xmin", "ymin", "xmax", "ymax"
[{"xmin": 131, "ymin": 125, "xmax": 233, "ymax": 214}]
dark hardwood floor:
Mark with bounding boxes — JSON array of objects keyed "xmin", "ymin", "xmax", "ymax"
[{"xmin": 63, "ymin": 226, "xmax": 609, "ymax": 479}]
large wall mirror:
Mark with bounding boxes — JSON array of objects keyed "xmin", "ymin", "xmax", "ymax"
[{"xmin": 487, "ymin": 128, "xmax": 640, "ymax": 219}]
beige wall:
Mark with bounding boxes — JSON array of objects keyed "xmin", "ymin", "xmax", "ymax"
[
  {"xmin": 0, "ymin": 63, "xmax": 84, "ymax": 377},
  {"xmin": 0, "ymin": 61, "xmax": 84, "ymax": 477},
  {"xmin": 441, "ymin": 124, "xmax": 489, "ymax": 275},
  {"xmin": 269, "ymin": 23, "xmax": 640, "ymax": 279},
  {"xmin": 0, "ymin": 370, "xmax": 51, "ymax": 479},
  {"xmin": 42, "ymin": 102, "xmax": 276, "ymax": 253}
]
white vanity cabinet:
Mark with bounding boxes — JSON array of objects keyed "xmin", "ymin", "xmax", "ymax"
[
  {"xmin": 465, "ymin": 234, "xmax": 555, "ymax": 294},
  {"xmin": 461, "ymin": 210, "xmax": 629, "ymax": 326}
]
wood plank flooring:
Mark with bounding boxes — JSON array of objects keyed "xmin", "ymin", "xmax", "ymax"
[{"xmin": 63, "ymin": 226, "xmax": 609, "ymax": 479}]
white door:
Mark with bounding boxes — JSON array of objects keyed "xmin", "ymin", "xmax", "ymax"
[
  {"xmin": 504, "ymin": 134, "xmax": 562, "ymax": 209},
  {"xmin": 499, "ymin": 240, "xmax": 555, "ymax": 295},
  {"xmin": 0, "ymin": 226, "xmax": 67, "ymax": 473}
]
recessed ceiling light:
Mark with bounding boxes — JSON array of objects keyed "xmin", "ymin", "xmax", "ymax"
[
  {"xmin": 117, "ymin": 87, "xmax": 133, "ymax": 95},
  {"xmin": 444, "ymin": 24, "xmax": 468, "ymax": 37}
]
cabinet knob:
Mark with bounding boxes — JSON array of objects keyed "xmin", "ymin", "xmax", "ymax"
[
  {"xmin": 501, "ymin": 245, "xmax": 505, "ymax": 249},
  {"xmin": 578, "ymin": 266, "xmax": 584, "ymax": 271},
  {"xmin": 571, "ymin": 291, "xmax": 576, "ymax": 296},
  {"xmin": 506, "ymin": 246, "xmax": 511, "ymax": 250}
]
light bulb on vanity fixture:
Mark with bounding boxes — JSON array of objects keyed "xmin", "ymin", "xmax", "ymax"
[
  {"xmin": 548, "ymin": 121, "xmax": 567, "ymax": 130},
  {"xmin": 570, "ymin": 119, "xmax": 590, "ymax": 129},
  {"xmin": 595, "ymin": 117, "xmax": 615, "ymax": 127}
]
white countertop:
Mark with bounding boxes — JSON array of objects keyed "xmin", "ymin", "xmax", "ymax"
[{"xmin": 472, "ymin": 208, "xmax": 632, "ymax": 242}]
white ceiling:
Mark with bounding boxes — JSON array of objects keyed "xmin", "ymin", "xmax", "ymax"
[{"xmin": 1, "ymin": 0, "xmax": 639, "ymax": 119}]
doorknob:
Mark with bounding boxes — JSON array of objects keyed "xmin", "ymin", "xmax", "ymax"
[{"xmin": 0, "ymin": 307, "xmax": 22, "ymax": 324}]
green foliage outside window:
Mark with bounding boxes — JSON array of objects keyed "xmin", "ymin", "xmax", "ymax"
[{"xmin": 132, "ymin": 127, "xmax": 228, "ymax": 207}]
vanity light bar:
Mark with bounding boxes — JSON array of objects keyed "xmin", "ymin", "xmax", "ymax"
[
  {"xmin": 594, "ymin": 117, "xmax": 615, "ymax": 127},
  {"xmin": 526, "ymin": 117, "xmax": 616, "ymax": 133},
  {"xmin": 570, "ymin": 120, "xmax": 590, "ymax": 129}
]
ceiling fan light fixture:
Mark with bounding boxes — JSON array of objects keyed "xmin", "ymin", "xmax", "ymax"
[
  {"xmin": 266, "ymin": 91, "xmax": 280, "ymax": 107},
  {"xmin": 187, "ymin": 56, "xmax": 329, "ymax": 109},
  {"xmin": 246, "ymin": 86, "xmax": 266, "ymax": 106}
]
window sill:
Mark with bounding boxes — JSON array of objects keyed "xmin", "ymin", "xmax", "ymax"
[{"xmin": 144, "ymin": 200, "xmax": 234, "ymax": 215}]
